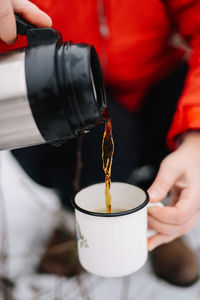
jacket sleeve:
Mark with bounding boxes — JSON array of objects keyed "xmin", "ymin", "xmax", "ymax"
[{"xmin": 166, "ymin": 0, "xmax": 200, "ymax": 149}]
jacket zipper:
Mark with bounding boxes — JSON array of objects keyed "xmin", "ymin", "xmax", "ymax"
[{"xmin": 97, "ymin": 0, "xmax": 109, "ymax": 38}]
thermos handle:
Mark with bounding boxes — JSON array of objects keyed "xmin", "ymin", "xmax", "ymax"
[
  {"xmin": 15, "ymin": 14, "xmax": 62, "ymax": 46},
  {"xmin": 15, "ymin": 14, "xmax": 35, "ymax": 35}
]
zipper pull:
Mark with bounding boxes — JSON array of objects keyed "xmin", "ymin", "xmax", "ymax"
[{"xmin": 97, "ymin": 0, "xmax": 109, "ymax": 38}]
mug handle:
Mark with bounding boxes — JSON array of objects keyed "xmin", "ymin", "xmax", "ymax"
[{"xmin": 147, "ymin": 202, "xmax": 163, "ymax": 238}]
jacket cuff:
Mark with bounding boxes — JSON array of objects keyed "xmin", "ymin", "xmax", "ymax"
[{"xmin": 167, "ymin": 106, "xmax": 200, "ymax": 150}]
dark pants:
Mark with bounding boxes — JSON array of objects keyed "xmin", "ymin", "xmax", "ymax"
[{"xmin": 12, "ymin": 64, "xmax": 188, "ymax": 208}]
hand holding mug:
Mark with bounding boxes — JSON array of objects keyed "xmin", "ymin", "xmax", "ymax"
[{"xmin": 148, "ymin": 132, "xmax": 200, "ymax": 250}]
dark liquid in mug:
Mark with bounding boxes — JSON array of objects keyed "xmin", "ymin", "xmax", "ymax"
[{"xmin": 95, "ymin": 208, "xmax": 125, "ymax": 213}]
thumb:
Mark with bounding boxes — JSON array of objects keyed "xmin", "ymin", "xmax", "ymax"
[{"xmin": 148, "ymin": 157, "xmax": 181, "ymax": 203}]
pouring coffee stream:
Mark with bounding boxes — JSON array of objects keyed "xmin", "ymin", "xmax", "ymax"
[
  {"xmin": 102, "ymin": 116, "xmax": 114, "ymax": 213},
  {"xmin": 1, "ymin": 15, "xmax": 114, "ymax": 214}
]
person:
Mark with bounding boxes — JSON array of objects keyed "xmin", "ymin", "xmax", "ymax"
[{"xmin": 1, "ymin": 0, "xmax": 200, "ymax": 286}]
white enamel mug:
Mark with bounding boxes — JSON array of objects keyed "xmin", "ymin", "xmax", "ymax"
[{"xmin": 73, "ymin": 182, "xmax": 161, "ymax": 278}]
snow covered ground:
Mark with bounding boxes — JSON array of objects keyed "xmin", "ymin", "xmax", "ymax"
[{"xmin": 0, "ymin": 150, "xmax": 200, "ymax": 300}]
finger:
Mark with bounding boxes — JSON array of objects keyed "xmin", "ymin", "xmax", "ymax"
[
  {"xmin": 148, "ymin": 206, "xmax": 194, "ymax": 225},
  {"xmin": 148, "ymin": 155, "xmax": 182, "ymax": 203},
  {"xmin": 148, "ymin": 206, "xmax": 182, "ymax": 224},
  {"xmin": 148, "ymin": 212, "xmax": 199, "ymax": 236},
  {"xmin": 148, "ymin": 233, "xmax": 175, "ymax": 251},
  {"xmin": 148, "ymin": 187, "xmax": 200, "ymax": 225},
  {"xmin": 0, "ymin": 0, "xmax": 16, "ymax": 44},
  {"xmin": 12, "ymin": 0, "xmax": 52, "ymax": 27}
]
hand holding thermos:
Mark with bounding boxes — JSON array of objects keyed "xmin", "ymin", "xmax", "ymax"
[
  {"xmin": 0, "ymin": 0, "xmax": 52, "ymax": 44},
  {"xmin": 0, "ymin": 9, "xmax": 107, "ymax": 150}
]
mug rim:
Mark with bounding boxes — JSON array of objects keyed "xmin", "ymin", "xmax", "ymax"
[{"xmin": 72, "ymin": 182, "xmax": 149, "ymax": 217}]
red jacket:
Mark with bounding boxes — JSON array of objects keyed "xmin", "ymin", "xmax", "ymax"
[{"xmin": 1, "ymin": 0, "xmax": 200, "ymax": 150}]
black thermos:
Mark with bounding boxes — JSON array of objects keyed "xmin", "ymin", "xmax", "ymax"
[{"xmin": 0, "ymin": 15, "xmax": 107, "ymax": 150}]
